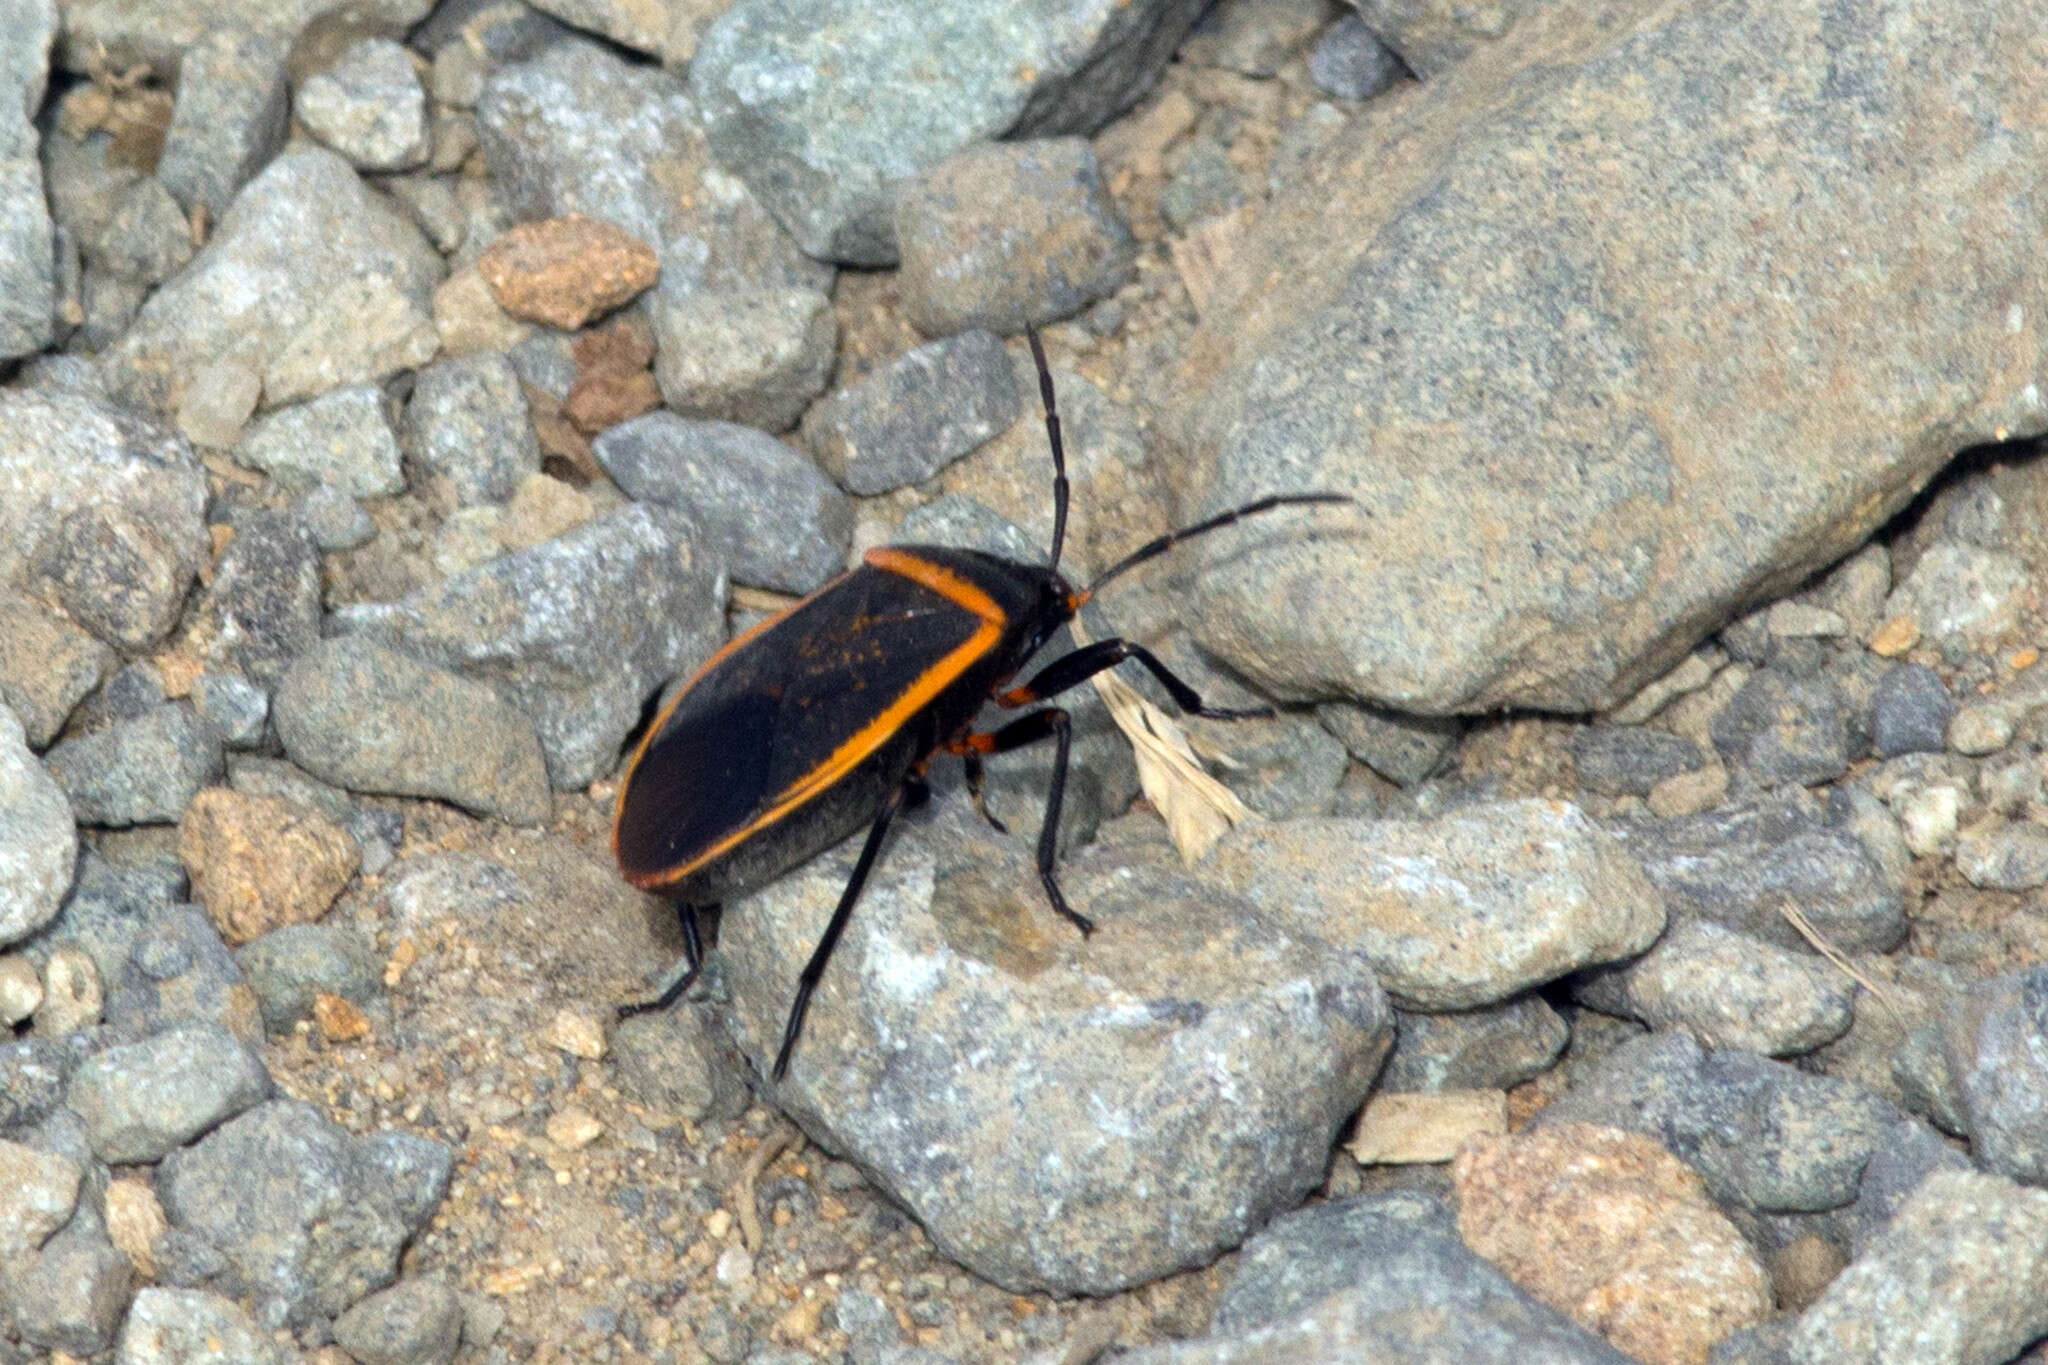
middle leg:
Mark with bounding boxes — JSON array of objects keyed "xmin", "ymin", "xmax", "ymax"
[
  {"xmin": 999, "ymin": 637, "xmax": 1273, "ymax": 720},
  {"xmin": 948, "ymin": 709, "xmax": 1092, "ymax": 936}
]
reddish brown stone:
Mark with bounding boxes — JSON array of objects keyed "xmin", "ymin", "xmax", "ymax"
[
  {"xmin": 477, "ymin": 214, "xmax": 659, "ymax": 330},
  {"xmin": 565, "ymin": 369, "xmax": 662, "ymax": 434}
]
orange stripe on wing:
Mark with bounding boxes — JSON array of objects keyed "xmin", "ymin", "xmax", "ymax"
[{"xmin": 619, "ymin": 550, "xmax": 1007, "ymax": 890}]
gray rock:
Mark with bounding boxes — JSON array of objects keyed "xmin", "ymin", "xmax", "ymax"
[
  {"xmin": 610, "ymin": 1006, "xmax": 750, "ymax": 1124},
  {"xmin": 66, "ymin": 1022, "xmax": 271, "ymax": 1163},
  {"xmin": 235, "ymin": 385, "xmax": 406, "ymax": 498},
  {"xmin": 1160, "ymin": 141, "xmax": 1245, "ymax": 232},
  {"xmin": 1943, "ymin": 965, "xmax": 2048, "ymax": 1184},
  {"xmin": 1786, "ymin": 1170, "xmax": 2048, "ymax": 1365},
  {"xmin": 478, "ymin": 37, "xmax": 827, "ymax": 297},
  {"xmin": 224, "ymin": 754, "xmax": 354, "ymax": 825},
  {"xmin": 116, "ymin": 1287, "xmax": 294, "ymax": 1365},
  {"xmin": 274, "ymin": 636, "xmax": 552, "ymax": 824},
  {"xmin": 297, "ymin": 38, "xmax": 431, "ymax": 173},
  {"xmin": 1615, "ymin": 792, "xmax": 1906, "ymax": 954},
  {"xmin": 651, "ymin": 286, "xmax": 838, "ymax": 433},
  {"xmin": 403, "ymin": 354, "xmax": 539, "ymax": 505},
  {"xmin": 332, "ymin": 1276, "xmax": 464, "ymax": 1365},
  {"xmin": 186, "ymin": 511, "xmax": 322, "ymax": 690},
  {"xmin": 101, "ymin": 147, "xmax": 440, "ymax": 414},
  {"xmin": 894, "ymin": 139, "xmax": 1136, "ymax": 336},
  {"xmin": 1869, "ymin": 662, "xmax": 1953, "ymax": 758},
  {"xmin": 0, "ymin": 706, "xmax": 76, "ymax": 949},
  {"xmin": 0, "ymin": 388, "xmax": 209, "ymax": 647},
  {"xmin": 0, "ymin": 0, "xmax": 55, "ymax": 362},
  {"xmin": 157, "ymin": 1098, "xmax": 450, "ymax": 1327},
  {"xmin": 55, "ymin": 0, "xmax": 431, "ymax": 75},
  {"xmin": 0, "ymin": 591, "xmax": 112, "ymax": 748},
  {"xmin": 1203, "ymin": 801, "xmax": 1664, "ymax": 1010},
  {"xmin": 520, "ymin": 0, "xmax": 708, "ymax": 62},
  {"xmin": 1892, "ymin": 1021, "xmax": 1968, "ymax": 1136},
  {"xmin": 25, "ymin": 851, "xmax": 184, "ymax": 986},
  {"xmin": 896, "ymin": 494, "xmax": 1046, "ymax": 564},
  {"xmin": 156, "ymin": 28, "xmax": 292, "ymax": 219},
  {"xmin": 594, "ymin": 412, "xmax": 851, "ymax": 594},
  {"xmin": 1570, "ymin": 725, "xmax": 1705, "ymax": 797},
  {"xmin": 1190, "ymin": 0, "xmax": 1331, "ymax": 77},
  {"xmin": 45, "ymin": 704, "xmax": 223, "ymax": 828},
  {"xmin": 300, "ymin": 483, "xmax": 378, "ymax": 552},
  {"xmin": 1711, "ymin": 667, "xmax": 1851, "ymax": 787},
  {"xmin": 1379, "ymin": 995, "xmax": 1569, "ymax": 1093},
  {"xmin": 91, "ymin": 176, "xmax": 195, "ymax": 286},
  {"xmin": 103, "ymin": 905, "xmax": 259, "ymax": 1043},
  {"xmin": 0, "ymin": 1036, "xmax": 68, "ymax": 1129},
  {"xmin": 330, "ymin": 504, "xmax": 724, "ymax": 789},
  {"xmin": 803, "ymin": 331, "xmax": 1020, "ymax": 495},
  {"xmin": 1169, "ymin": 0, "xmax": 2048, "ymax": 717},
  {"xmin": 1310, "ymin": 15, "xmax": 1408, "ymax": 100},
  {"xmin": 1845, "ymin": 1118, "xmax": 1973, "ymax": 1257},
  {"xmin": 1883, "ymin": 541, "xmax": 2031, "ymax": 653},
  {"xmin": 689, "ymin": 0, "xmax": 1207, "ymax": 265},
  {"xmin": 2, "ymin": 1213, "xmax": 133, "ymax": 1355},
  {"xmin": 1350, "ymin": 0, "xmax": 1557, "ymax": 74},
  {"xmin": 236, "ymin": 923, "xmax": 384, "ymax": 1033},
  {"xmin": 1572, "ymin": 919, "xmax": 1855, "ymax": 1057},
  {"xmin": 722, "ymin": 807, "xmax": 1391, "ymax": 1294},
  {"xmin": 1314, "ymin": 701, "xmax": 1463, "ymax": 786},
  {"xmin": 1537, "ymin": 1031, "xmax": 1898, "ymax": 1213},
  {"xmin": 1952, "ymin": 819, "xmax": 2048, "ymax": 891},
  {"xmin": 0, "ymin": 1136, "xmax": 78, "ymax": 1254},
  {"xmin": 189, "ymin": 671, "xmax": 270, "ymax": 750},
  {"xmin": 1124, "ymin": 1191, "xmax": 1634, "ymax": 1364}
]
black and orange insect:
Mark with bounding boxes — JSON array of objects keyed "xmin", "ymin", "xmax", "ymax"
[{"xmin": 613, "ymin": 329, "xmax": 1347, "ymax": 1079}]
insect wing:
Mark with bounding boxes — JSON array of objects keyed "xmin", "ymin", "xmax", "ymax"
[{"xmin": 614, "ymin": 567, "xmax": 993, "ymax": 886}]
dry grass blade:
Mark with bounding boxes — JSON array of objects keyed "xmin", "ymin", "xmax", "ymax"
[
  {"xmin": 735, "ymin": 1122, "xmax": 804, "ymax": 1254},
  {"xmin": 1071, "ymin": 620, "xmax": 1252, "ymax": 864},
  {"xmin": 1778, "ymin": 900, "xmax": 1902, "ymax": 1024}
]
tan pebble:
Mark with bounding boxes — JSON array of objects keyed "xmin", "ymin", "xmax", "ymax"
[
  {"xmin": 1349, "ymin": 1089, "xmax": 1506, "ymax": 1165},
  {"xmin": 433, "ymin": 266, "xmax": 532, "ymax": 357},
  {"xmin": 776, "ymin": 1293, "xmax": 827, "ymax": 1341},
  {"xmin": 481, "ymin": 1264, "xmax": 544, "ymax": 1295},
  {"xmin": 1455, "ymin": 1123, "xmax": 1769, "ymax": 1365},
  {"xmin": 1647, "ymin": 764, "xmax": 1729, "ymax": 819},
  {"xmin": 0, "ymin": 954, "xmax": 43, "ymax": 1025},
  {"xmin": 477, "ymin": 214, "xmax": 660, "ymax": 330},
  {"xmin": 105, "ymin": 1178, "xmax": 168, "ymax": 1278},
  {"xmin": 178, "ymin": 789, "xmax": 360, "ymax": 945},
  {"xmin": 545, "ymin": 1106, "xmax": 603, "ymax": 1150},
  {"xmin": 34, "ymin": 948, "xmax": 102, "ymax": 1036},
  {"xmin": 2012, "ymin": 649, "xmax": 2040, "ymax": 670},
  {"xmin": 313, "ymin": 993, "xmax": 371, "ymax": 1043},
  {"xmin": 543, "ymin": 1007, "xmax": 608, "ymax": 1060},
  {"xmin": 1869, "ymin": 616, "xmax": 1921, "ymax": 657},
  {"xmin": 384, "ymin": 937, "xmax": 420, "ymax": 987},
  {"xmin": 1769, "ymin": 1232, "xmax": 1846, "ymax": 1311},
  {"xmin": 706, "ymin": 1207, "xmax": 734, "ymax": 1240}
]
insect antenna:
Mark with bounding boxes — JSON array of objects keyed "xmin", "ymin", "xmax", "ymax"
[
  {"xmin": 1026, "ymin": 325, "xmax": 1070, "ymax": 574},
  {"xmin": 1086, "ymin": 493, "xmax": 1355, "ymax": 597}
]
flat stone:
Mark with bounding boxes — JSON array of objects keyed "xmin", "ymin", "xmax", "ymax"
[
  {"xmin": 335, "ymin": 505, "xmax": 722, "ymax": 788},
  {"xmin": 594, "ymin": 412, "xmax": 852, "ymax": 595},
  {"xmin": 651, "ymin": 286, "xmax": 837, "ymax": 434},
  {"xmin": 1786, "ymin": 1171, "xmax": 2048, "ymax": 1365},
  {"xmin": 1202, "ymin": 801, "xmax": 1665, "ymax": 1010},
  {"xmin": 1454, "ymin": 1124, "xmax": 1770, "ymax": 1365},
  {"xmin": 66, "ymin": 1022, "xmax": 271, "ymax": 1163},
  {"xmin": 274, "ymin": 637, "xmax": 553, "ymax": 824},
  {"xmin": 689, "ymin": 0, "xmax": 1207, "ymax": 265},
  {"xmin": 720, "ymin": 807, "xmax": 1392, "ymax": 1295},
  {"xmin": 803, "ymin": 330, "xmax": 1022, "ymax": 495},
  {"xmin": 155, "ymin": 28, "xmax": 291, "ymax": 219},
  {"xmin": 476, "ymin": 212, "xmax": 659, "ymax": 329},
  {"xmin": 1573, "ymin": 919, "xmax": 1856, "ymax": 1057},
  {"xmin": 296, "ymin": 38, "xmax": 430, "ymax": 173},
  {"xmin": 101, "ymin": 147, "xmax": 440, "ymax": 415},
  {"xmin": 895, "ymin": 139, "xmax": 1136, "ymax": 336},
  {"xmin": 610, "ymin": 1007, "xmax": 750, "ymax": 1125},
  {"xmin": 1126, "ymin": 1191, "xmax": 1636, "ymax": 1364},
  {"xmin": 0, "ymin": 705, "xmax": 77, "ymax": 948},
  {"xmin": 1168, "ymin": 0, "xmax": 2048, "ymax": 715},
  {"xmin": 44, "ymin": 703, "xmax": 222, "ymax": 828},
  {"xmin": 234, "ymin": 385, "xmax": 405, "ymax": 498}
]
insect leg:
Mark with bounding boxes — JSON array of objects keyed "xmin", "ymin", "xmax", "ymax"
[
  {"xmin": 773, "ymin": 778, "xmax": 913, "ymax": 1082},
  {"xmin": 1000, "ymin": 638, "xmax": 1273, "ymax": 720},
  {"xmin": 619, "ymin": 902, "xmax": 706, "ymax": 1018},
  {"xmin": 960, "ymin": 751, "xmax": 1008, "ymax": 833}
]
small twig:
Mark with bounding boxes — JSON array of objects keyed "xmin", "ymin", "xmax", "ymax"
[
  {"xmin": 734, "ymin": 1122, "xmax": 803, "ymax": 1253},
  {"xmin": 1778, "ymin": 900, "xmax": 1903, "ymax": 1025}
]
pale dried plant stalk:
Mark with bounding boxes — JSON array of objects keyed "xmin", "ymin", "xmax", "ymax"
[
  {"xmin": 1071, "ymin": 620, "xmax": 1253, "ymax": 864},
  {"xmin": 1778, "ymin": 899, "xmax": 1903, "ymax": 1024}
]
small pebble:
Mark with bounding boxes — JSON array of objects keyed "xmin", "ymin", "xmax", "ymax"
[
  {"xmin": 0, "ymin": 954, "xmax": 43, "ymax": 1025},
  {"xmin": 1766, "ymin": 601, "xmax": 1848, "ymax": 638},
  {"xmin": 544, "ymin": 1008, "xmax": 607, "ymax": 1060},
  {"xmin": 1947, "ymin": 703, "xmax": 2014, "ymax": 755},
  {"xmin": 1953, "ymin": 819, "xmax": 2048, "ymax": 891},
  {"xmin": 313, "ymin": 992, "xmax": 372, "ymax": 1043},
  {"xmin": 174, "ymin": 361, "xmax": 263, "ymax": 450},
  {"xmin": 545, "ymin": 1107, "xmax": 602, "ymax": 1150},
  {"xmin": 801, "ymin": 329, "xmax": 1021, "ymax": 494},
  {"xmin": 1309, "ymin": 15, "xmax": 1407, "ymax": 101},
  {"xmin": 104, "ymin": 1178, "xmax": 168, "ymax": 1278},
  {"xmin": 477, "ymin": 213, "xmax": 660, "ymax": 329},
  {"xmin": 35, "ymin": 947, "xmax": 103, "ymax": 1035},
  {"xmin": 1868, "ymin": 616, "xmax": 1920, "ymax": 657},
  {"xmin": 1870, "ymin": 663, "xmax": 1954, "ymax": 758},
  {"xmin": 333, "ymin": 1275, "xmax": 465, "ymax": 1365}
]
